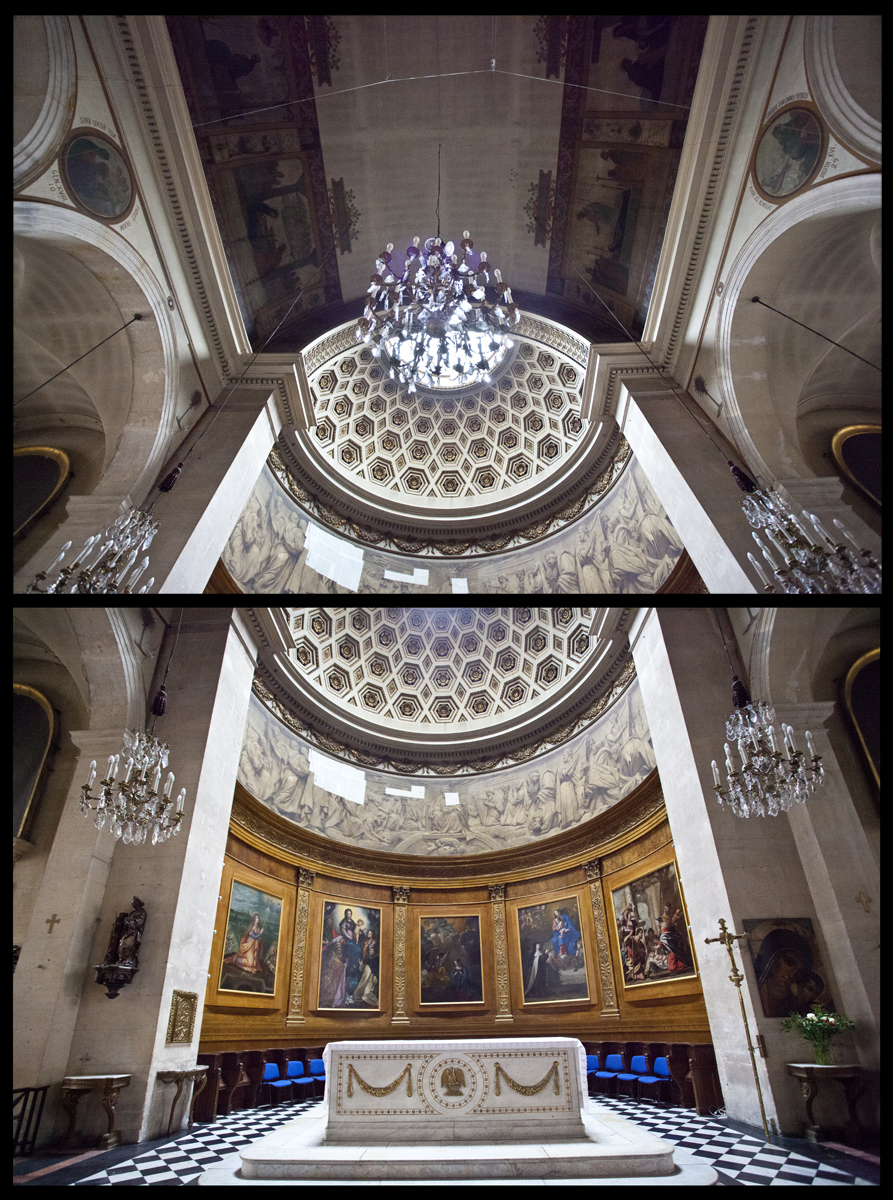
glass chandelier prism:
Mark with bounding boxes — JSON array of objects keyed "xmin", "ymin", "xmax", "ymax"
[{"xmin": 356, "ymin": 231, "xmax": 519, "ymax": 391}]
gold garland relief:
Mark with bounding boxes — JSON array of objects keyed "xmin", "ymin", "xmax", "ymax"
[
  {"xmin": 493, "ymin": 1060, "xmax": 560, "ymax": 1097},
  {"xmin": 393, "ymin": 897, "xmax": 407, "ymax": 1019},
  {"xmin": 347, "ymin": 1062, "xmax": 413, "ymax": 1099},
  {"xmin": 491, "ymin": 900, "xmax": 511, "ymax": 1015}
]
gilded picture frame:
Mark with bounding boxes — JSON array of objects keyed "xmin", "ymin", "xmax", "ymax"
[
  {"xmin": 609, "ymin": 857, "xmax": 698, "ymax": 991},
  {"xmin": 418, "ymin": 914, "xmax": 484, "ymax": 1006},
  {"xmin": 515, "ymin": 894, "xmax": 590, "ymax": 1006},
  {"xmin": 218, "ymin": 878, "xmax": 283, "ymax": 996},
  {"xmin": 317, "ymin": 899, "xmax": 382, "ymax": 1011}
]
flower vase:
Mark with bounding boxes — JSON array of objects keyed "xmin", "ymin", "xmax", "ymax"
[{"xmin": 813, "ymin": 1042, "xmax": 832, "ymax": 1066}]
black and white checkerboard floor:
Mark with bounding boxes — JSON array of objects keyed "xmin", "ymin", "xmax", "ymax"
[{"xmin": 13, "ymin": 1095, "xmax": 878, "ymax": 1186}]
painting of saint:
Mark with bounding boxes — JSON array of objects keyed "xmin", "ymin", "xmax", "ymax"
[
  {"xmin": 754, "ymin": 108, "xmax": 824, "ymax": 200},
  {"xmin": 611, "ymin": 862, "xmax": 696, "ymax": 989},
  {"xmin": 219, "ymin": 880, "xmax": 282, "ymax": 994},
  {"xmin": 517, "ymin": 897, "xmax": 589, "ymax": 1004},
  {"xmin": 318, "ymin": 901, "xmax": 381, "ymax": 1010},
  {"xmin": 743, "ymin": 918, "xmax": 834, "ymax": 1019},
  {"xmin": 61, "ymin": 133, "xmax": 134, "ymax": 222},
  {"xmin": 419, "ymin": 915, "xmax": 483, "ymax": 1005}
]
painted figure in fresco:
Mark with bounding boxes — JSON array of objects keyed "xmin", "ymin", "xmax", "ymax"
[
  {"xmin": 557, "ymin": 747, "xmax": 583, "ymax": 827},
  {"xmin": 352, "ymin": 929, "xmax": 379, "ymax": 1007},
  {"xmin": 550, "ymin": 908, "xmax": 581, "ymax": 958},
  {"xmin": 525, "ymin": 943, "xmax": 546, "ymax": 996},
  {"xmin": 223, "ymin": 912, "xmax": 264, "ymax": 974}
]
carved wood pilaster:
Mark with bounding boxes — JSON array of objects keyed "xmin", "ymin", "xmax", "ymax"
[
  {"xmin": 488, "ymin": 883, "xmax": 513, "ymax": 1021},
  {"xmin": 286, "ymin": 868, "xmax": 315, "ymax": 1024},
  {"xmin": 392, "ymin": 886, "xmax": 410, "ymax": 1023},
  {"xmin": 584, "ymin": 859, "xmax": 620, "ymax": 1019}
]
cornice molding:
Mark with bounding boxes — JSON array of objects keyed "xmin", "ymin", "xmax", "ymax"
[{"xmin": 230, "ymin": 768, "xmax": 666, "ymax": 886}]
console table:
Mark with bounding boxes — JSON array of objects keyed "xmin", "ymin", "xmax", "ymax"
[
  {"xmin": 785, "ymin": 1063, "xmax": 864, "ymax": 1142},
  {"xmin": 156, "ymin": 1066, "xmax": 209, "ymax": 1136},
  {"xmin": 60, "ymin": 1074, "xmax": 132, "ymax": 1149}
]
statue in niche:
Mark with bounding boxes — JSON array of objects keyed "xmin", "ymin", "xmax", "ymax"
[{"xmin": 96, "ymin": 897, "xmax": 146, "ymax": 999}]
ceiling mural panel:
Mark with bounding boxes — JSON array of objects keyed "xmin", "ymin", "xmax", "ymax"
[
  {"xmin": 237, "ymin": 676, "xmax": 654, "ymax": 857},
  {"xmin": 165, "ymin": 16, "xmax": 345, "ymax": 344},
  {"xmin": 222, "ymin": 450, "xmax": 682, "ymax": 594},
  {"xmin": 545, "ymin": 15, "xmax": 709, "ymax": 338}
]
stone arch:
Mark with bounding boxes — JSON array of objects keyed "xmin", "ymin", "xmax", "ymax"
[
  {"xmin": 13, "ymin": 16, "xmax": 77, "ymax": 190},
  {"xmin": 804, "ymin": 15, "xmax": 881, "ymax": 166},
  {"xmin": 13, "ymin": 202, "xmax": 179, "ymax": 571},
  {"xmin": 715, "ymin": 174, "xmax": 881, "ymax": 493}
]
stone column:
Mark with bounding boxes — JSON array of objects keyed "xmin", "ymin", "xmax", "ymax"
[
  {"xmin": 774, "ymin": 704, "xmax": 879, "ymax": 1077},
  {"xmin": 615, "ymin": 377, "xmax": 759, "ymax": 594},
  {"xmin": 488, "ymin": 884, "xmax": 513, "ymax": 1021},
  {"xmin": 149, "ymin": 386, "xmax": 283, "ymax": 594},
  {"xmin": 391, "ymin": 887, "xmax": 411, "ymax": 1024},
  {"xmin": 286, "ymin": 868, "xmax": 315, "ymax": 1025},
  {"xmin": 629, "ymin": 607, "xmax": 834, "ymax": 1135},
  {"xmin": 46, "ymin": 609, "xmax": 259, "ymax": 1145},
  {"xmin": 584, "ymin": 860, "xmax": 620, "ymax": 1019}
]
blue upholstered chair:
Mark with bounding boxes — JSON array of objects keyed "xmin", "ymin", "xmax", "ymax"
[
  {"xmin": 585, "ymin": 1055, "xmax": 600, "ymax": 1096},
  {"xmin": 309, "ymin": 1058, "xmax": 326, "ymax": 1098},
  {"xmin": 636, "ymin": 1056, "xmax": 674, "ymax": 1106},
  {"xmin": 260, "ymin": 1061, "xmax": 294, "ymax": 1106},
  {"xmin": 593, "ymin": 1053, "xmax": 624, "ymax": 1096},
  {"xmin": 282, "ymin": 1059, "xmax": 312, "ymax": 1101},
  {"xmin": 614, "ymin": 1054, "xmax": 649, "ymax": 1099}
]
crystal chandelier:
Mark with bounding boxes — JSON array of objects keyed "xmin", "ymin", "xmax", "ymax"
[
  {"xmin": 356, "ymin": 231, "xmax": 519, "ymax": 391},
  {"xmin": 710, "ymin": 675, "xmax": 824, "ymax": 818},
  {"xmin": 27, "ymin": 509, "xmax": 157, "ymax": 594},
  {"xmin": 79, "ymin": 611, "xmax": 186, "ymax": 844},
  {"xmin": 80, "ymin": 731, "xmax": 185, "ymax": 845},
  {"xmin": 730, "ymin": 469, "xmax": 881, "ymax": 595}
]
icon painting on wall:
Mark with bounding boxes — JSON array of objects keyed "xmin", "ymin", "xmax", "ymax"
[
  {"xmin": 610, "ymin": 861, "xmax": 696, "ymax": 988},
  {"xmin": 218, "ymin": 879, "xmax": 282, "ymax": 994},
  {"xmin": 743, "ymin": 917, "xmax": 835, "ymax": 1019},
  {"xmin": 517, "ymin": 896, "xmax": 589, "ymax": 1004},
  {"xmin": 419, "ymin": 915, "xmax": 484, "ymax": 1005},
  {"xmin": 60, "ymin": 130, "xmax": 134, "ymax": 223},
  {"xmin": 318, "ymin": 900, "xmax": 381, "ymax": 1010}
]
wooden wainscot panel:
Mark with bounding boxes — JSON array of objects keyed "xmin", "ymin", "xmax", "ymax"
[
  {"xmin": 205, "ymin": 858, "xmax": 296, "ymax": 1014},
  {"xmin": 506, "ymin": 885, "xmax": 598, "ymax": 1014},
  {"xmin": 604, "ymin": 845, "xmax": 702, "ymax": 1003}
]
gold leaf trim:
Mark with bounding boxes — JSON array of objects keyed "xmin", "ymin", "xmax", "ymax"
[
  {"xmin": 346, "ymin": 1062, "xmax": 413, "ymax": 1098},
  {"xmin": 493, "ymin": 1059, "xmax": 560, "ymax": 1097}
]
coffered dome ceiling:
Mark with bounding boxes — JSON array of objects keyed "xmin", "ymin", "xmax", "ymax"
[
  {"xmin": 239, "ymin": 606, "xmax": 655, "ymax": 861},
  {"xmin": 247, "ymin": 606, "xmax": 637, "ymax": 770}
]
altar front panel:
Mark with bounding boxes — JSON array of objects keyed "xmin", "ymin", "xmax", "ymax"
[{"xmin": 323, "ymin": 1037, "xmax": 588, "ymax": 1142}]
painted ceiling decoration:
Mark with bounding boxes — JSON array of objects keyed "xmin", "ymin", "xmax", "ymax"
[{"xmin": 165, "ymin": 15, "xmax": 708, "ymax": 351}]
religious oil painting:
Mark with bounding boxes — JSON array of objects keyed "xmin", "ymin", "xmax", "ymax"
[
  {"xmin": 419, "ymin": 915, "xmax": 484, "ymax": 1006},
  {"xmin": 318, "ymin": 900, "xmax": 381, "ymax": 1011},
  {"xmin": 753, "ymin": 107, "xmax": 824, "ymax": 200},
  {"xmin": 743, "ymin": 917, "xmax": 835, "ymax": 1019},
  {"xmin": 219, "ymin": 880, "xmax": 282, "ymax": 995},
  {"xmin": 517, "ymin": 896, "xmax": 589, "ymax": 1005},
  {"xmin": 611, "ymin": 862, "xmax": 696, "ymax": 989},
  {"xmin": 60, "ymin": 131, "xmax": 134, "ymax": 222}
]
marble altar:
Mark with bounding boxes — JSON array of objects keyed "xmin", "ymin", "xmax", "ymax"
[{"xmin": 324, "ymin": 1037, "xmax": 587, "ymax": 1144}]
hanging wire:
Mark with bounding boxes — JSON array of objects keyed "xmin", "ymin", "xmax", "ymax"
[{"xmin": 14, "ymin": 316, "xmax": 144, "ymax": 408}]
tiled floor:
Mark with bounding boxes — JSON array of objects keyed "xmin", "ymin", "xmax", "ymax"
[{"xmin": 12, "ymin": 1095, "xmax": 879, "ymax": 1186}]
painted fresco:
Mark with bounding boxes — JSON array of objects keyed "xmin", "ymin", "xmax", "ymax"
[
  {"xmin": 743, "ymin": 917, "xmax": 834, "ymax": 1019},
  {"xmin": 219, "ymin": 879, "xmax": 282, "ymax": 994},
  {"xmin": 318, "ymin": 900, "xmax": 381, "ymax": 1009},
  {"xmin": 753, "ymin": 108, "xmax": 824, "ymax": 200},
  {"xmin": 165, "ymin": 16, "xmax": 344, "ymax": 345},
  {"xmin": 222, "ymin": 455, "xmax": 683, "ymax": 594},
  {"xmin": 419, "ymin": 916, "xmax": 484, "ymax": 1005},
  {"xmin": 545, "ymin": 16, "xmax": 708, "ymax": 337},
  {"xmin": 610, "ymin": 862, "xmax": 696, "ymax": 989},
  {"xmin": 237, "ymin": 676, "xmax": 655, "ymax": 858},
  {"xmin": 517, "ymin": 896, "xmax": 589, "ymax": 1004},
  {"xmin": 60, "ymin": 132, "xmax": 134, "ymax": 223}
]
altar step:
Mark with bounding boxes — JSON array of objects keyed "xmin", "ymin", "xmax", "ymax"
[{"xmin": 198, "ymin": 1105, "xmax": 718, "ymax": 1184}]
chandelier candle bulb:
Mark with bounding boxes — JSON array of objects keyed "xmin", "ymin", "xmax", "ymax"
[
  {"xmin": 805, "ymin": 731, "xmax": 816, "ymax": 759},
  {"xmin": 747, "ymin": 551, "xmax": 772, "ymax": 589},
  {"xmin": 724, "ymin": 743, "xmax": 734, "ymax": 773},
  {"xmin": 711, "ymin": 760, "xmax": 721, "ymax": 787},
  {"xmin": 123, "ymin": 757, "xmax": 134, "ymax": 784},
  {"xmin": 176, "ymin": 789, "xmax": 186, "ymax": 814},
  {"xmin": 164, "ymin": 772, "xmax": 174, "ymax": 799},
  {"xmin": 766, "ymin": 726, "xmax": 777, "ymax": 753},
  {"xmin": 737, "ymin": 738, "xmax": 750, "ymax": 767}
]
